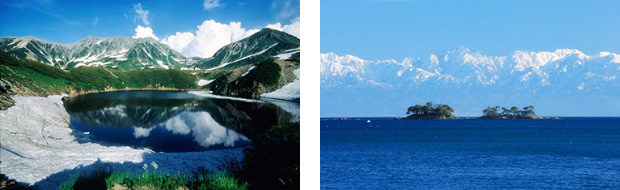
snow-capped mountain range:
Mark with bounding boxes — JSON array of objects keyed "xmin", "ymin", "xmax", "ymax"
[
  {"xmin": 0, "ymin": 28, "xmax": 299, "ymax": 71},
  {"xmin": 0, "ymin": 36, "xmax": 192, "ymax": 70},
  {"xmin": 321, "ymin": 48, "xmax": 620, "ymax": 117}
]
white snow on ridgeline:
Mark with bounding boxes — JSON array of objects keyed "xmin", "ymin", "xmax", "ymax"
[
  {"xmin": 321, "ymin": 48, "xmax": 620, "ymax": 88},
  {"xmin": 15, "ymin": 38, "xmax": 33, "ymax": 48},
  {"xmin": 274, "ymin": 48, "xmax": 300, "ymax": 60},
  {"xmin": 241, "ymin": 66, "xmax": 257, "ymax": 77},
  {"xmin": 189, "ymin": 91, "xmax": 263, "ymax": 103},
  {"xmin": 0, "ymin": 95, "xmax": 242, "ymax": 189},
  {"xmin": 206, "ymin": 43, "xmax": 279, "ymax": 71},
  {"xmin": 430, "ymin": 54, "xmax": 439, "ymax": 64},
  {"xmin": 197, "ymin": 79, "xmax": 214, "ymax": 86},
  {"xmin": 261, "ymin": 69, "xmax": 300, "ymax": 101},
  {"xmin": 319, "ymin": 52, "xmax": 367, "ymax": 77}
]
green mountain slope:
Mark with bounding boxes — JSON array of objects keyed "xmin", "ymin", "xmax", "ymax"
[
  {"xmin": 0, "ymin": 51, "xmax": 198, "ymax": 109},
  {"xmin": 0, "ymin": 36, "xmax": 193, "ymax": 70},
  {"xmin": 194, "ymin": 28, "xmax": 300, "ymax": 70}
]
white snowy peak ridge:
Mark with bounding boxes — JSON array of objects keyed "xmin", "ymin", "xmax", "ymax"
[{"xmin": 321, "ymin": 48, "xmax": 620, "ymax": 88}]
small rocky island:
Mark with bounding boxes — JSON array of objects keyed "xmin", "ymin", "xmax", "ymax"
[
  {"xmin": 398, "ymin": 102, "xmax": 455, "ymax": 120},
  {"xmin": 479, "ymin": 105, "xmax": 540, "ymax": 119}
]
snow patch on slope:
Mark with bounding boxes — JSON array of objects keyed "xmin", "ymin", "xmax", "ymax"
[
  {"xmin": 241, "ymin": 66, "xmax": 257, "ymax": 77},
  {"xmin": 0, "ymin": 95, "xmax": 243, "ymax": 189},
  {"xmin": 197, "ymin": 79, "xmax": 214, "ymax": 86},
  {"xmin": 206, "ymin": 43, "xmax": 279, "ymax": 71},
  {"xmin": 156, "ymin": 60, "xmax": 169, "ymax": 69},
  {"xmin": 274, "ymin": 48, "xmax": 300, "ymax": 60},
  {"xmin": 261, "ymin": 69, "xmax": 300, "ymax": 101}
]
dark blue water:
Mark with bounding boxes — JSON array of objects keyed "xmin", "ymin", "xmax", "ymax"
[
  {"xmin": 321, "ymin": 118, "xmax": 620, "ymax": 189},
  {"xmin": 63, "ymin": 91, "xmax": 297, "ymax": 152}
]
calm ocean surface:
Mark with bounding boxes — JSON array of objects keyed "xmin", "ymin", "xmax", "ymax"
[{"xmin": 320, "ymin": 117, "xmax": 620, "ymax": 189}]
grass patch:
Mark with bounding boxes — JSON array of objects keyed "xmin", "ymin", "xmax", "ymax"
[{"xmin": 59, "ymin": 162, "xmax": 248, "ymax": 190}]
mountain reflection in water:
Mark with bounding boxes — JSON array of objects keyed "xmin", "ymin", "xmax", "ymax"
[{"xmin": 63, "ymin": 91, "xmax": 297, "ymax": 152}]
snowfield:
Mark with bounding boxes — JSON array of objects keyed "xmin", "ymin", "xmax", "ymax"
[
  {"xmin": 261, "ymin": 69, "xmax": 300, "ymax": 101},
  {"xmin": 0, "ymin": 95, "xmax": 243, "ymax": 189},
  {"xmin": 274, "ymin": 48, "xmax": 300, "ymax": 60},
  {"xmin": 197, "ymin": 79, "xmax": 214, "ymax": 86}
]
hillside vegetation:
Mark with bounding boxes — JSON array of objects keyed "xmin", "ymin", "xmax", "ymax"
[
  {"xmin": 208, "ymin": 58, "xmax": 299, "ymax": 99},
  {"xmin": 0, "ymin": 51, "xmax": 197, "ymax": 109}
]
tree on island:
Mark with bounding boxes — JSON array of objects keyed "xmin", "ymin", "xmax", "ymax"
[
  {"xmin": 404, "ymin": 102, "xmax": 455, "ymax": 119},
  {"xmin": 481, "ymin": 105, "xmax": 538, "ymax": 119}
]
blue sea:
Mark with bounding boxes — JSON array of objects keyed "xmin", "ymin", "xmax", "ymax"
[{"xmin": 320, "ymin": 117, "xmax": 620, "ymax": 189}]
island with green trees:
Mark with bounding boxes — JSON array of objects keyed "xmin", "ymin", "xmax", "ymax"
[
  {"xmin": 399, "ymin": 102, "xmax": 455, "ymax": 119},
  {"xmin": 479, "ymin": 105, "xmax": 540, "ymax": 119},
  {"xmin": 394, "ymin": 103, "xmax": 550, "ymax": 120}
]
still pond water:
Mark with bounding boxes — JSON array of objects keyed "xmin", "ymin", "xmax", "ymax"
[{"xmin": 63, "ymin": 91, "xmax": 298, "ymax": 152}]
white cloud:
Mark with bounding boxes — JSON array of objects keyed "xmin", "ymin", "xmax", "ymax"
[
  {"xmin": 162, "ymin": 32, "xmax": 195, "ymax": 53},
  {"xmin": 161, "ymin": 20, "xmax": 258, "ymax": 58},
  {"xmin": 133, "ymin": 25, "xmax": 159, "ymax": 41},
  {"xmin": 265, "ymin": 18, "xmax": 300, "ymax": 38},
  {"xmin": 161, "ymin": 19, "xmax": 300, "ymax": 58},
  {"xmin": 203, "ymin": 0, "xmax": 223, "ymax": 10},
  {"xmin": 133, "ymin": 3, "xmax": 150, "ymax": 26},
  {"xmin": 92, "ymin": 17, "xmax": 99, "ymax": 26}
]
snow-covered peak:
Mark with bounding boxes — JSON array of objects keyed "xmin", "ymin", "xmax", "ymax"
[
  {"xmin": 1, "ymin": 36, "xmax": 192, "ymax": 70},
  {"xmin": 612, "ymin": 54, "xmax": 620, "ymax": 64},
  {"xmin": 321, "ymin": 47, "xmax": 619, "ymax": 89},
  {"xmin": 510, "ymin": 49, "xmax": 589, "ymax": 72},
  {"xmin": 596, "ymin": 51, "xmax": 620, "ymax": 63},
  {"xmin": 553, "ymin": 49, "xmax": 587, "ymax": 58},
  {"xmin": 320, "ymin": 53, "xmax": 367, "ymax": 76},
  {"xmin": 599, "ymin": 51, "xmax": 612, "ymax": 57},
  {"xmin": 321, "ymin": 48, "xmax": 620, "ymax": 117}
]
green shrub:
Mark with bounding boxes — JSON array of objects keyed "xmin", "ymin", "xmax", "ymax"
[
  {"xmin": 239, "ymin": 122, "xmax": 300, "ymax": 189},
  {"xmin": 59, "ymin": 167, "xmax": 111, "ymax": 190},
  {"xmin": 253, "ymin": 60, "xmax": 281, "ymax": 86}
]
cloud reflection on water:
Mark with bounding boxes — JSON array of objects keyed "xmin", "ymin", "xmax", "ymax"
[
  {"xmin": 133, "ymin": 127, "xmax": 153, "ymax": 138},
  {"xmin": 132, "ymin": 111, "xmax": 249, "ymax": 148}
]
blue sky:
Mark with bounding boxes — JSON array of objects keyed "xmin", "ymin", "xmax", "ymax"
[
  {"xmin": 321, "ymin": 0, "xmax": 620, "ymax": 60},
  {"xmin": 1, "ymin": 0, "xmax": 300, "ymax": 57}
]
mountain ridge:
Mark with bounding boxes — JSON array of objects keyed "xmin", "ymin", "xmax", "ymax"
[
  {"xmin": 321, "ymin": 48, "xmax": 620, "ymax": 117},
  {"xmin": 0, "ymin": 28, "xmax": 300, "ymax": 71},
  {"xmin": 0, "ymin": 36, "xmax": 191, "ymax": 70}
]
